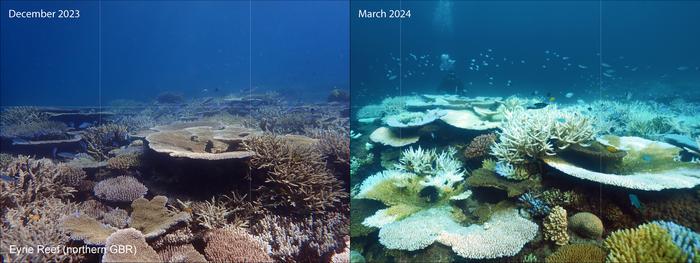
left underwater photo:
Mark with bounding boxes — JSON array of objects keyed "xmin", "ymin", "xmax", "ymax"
[{"xmin": 0, "ymin": 1, "xmax": 350, "ymax": 262}]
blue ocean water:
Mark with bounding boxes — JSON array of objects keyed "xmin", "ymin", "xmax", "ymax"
[
  {"xmin": 351, "ymin": 1, "xmax": 700, "ymax": 106},
  {"xmin": 1, "ymin": 1, "xmax": 348, "ymax": 107}
]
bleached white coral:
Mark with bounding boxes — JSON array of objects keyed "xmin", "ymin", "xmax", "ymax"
[
  {"xmin": 362, "ymin": 208, "xmax": 400, "ymax": 228},
  {"xmin": 490, "ymin": 106, "xmax": 595, "ymax": 164},
  {"xmin": 396, "ymin": 146, "xmax": 436, "ymax": 175},
  {"xmin": 395, "ymin": 147, "xmax": 465, "ymax": 193},
  {"xmin": 355, "ymin": 170, "xmax": 417, "ymax": 199}
]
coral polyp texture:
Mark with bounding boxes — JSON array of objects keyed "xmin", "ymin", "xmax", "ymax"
[
  {"xmin": 603, "ymin": 221, "xmax": 698, "ymax": 263},
  {"xmin": 93, "ymin": 175, "xmax": 148, "ymax": 202}
]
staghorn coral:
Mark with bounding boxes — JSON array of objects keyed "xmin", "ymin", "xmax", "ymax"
[
  {"xmin": 490, "ymin": 106, "xmax": 595, "ymax": 164},
  {"xmin": 0, "ymin": 198, "xmax": 84, "ymax": 262},
  {"xmin": 203, "ymin": 228, "xmax": 272, "ymax": 263},
  {"xmin": 107, "ymin": 153, "xmax": 142, "ymax": 170},
  {"xmin": 481, "ymin": 158, "xmax": 497, "ymax": 171},
  {"xmin": 543, "ymin": 206, "xmax": 569, "ymax": 246},
  {"xmin": 540, "ymin": 188, "xmax": 579, "ymax": 208},
  {"xmin": 93, "ymin": 175, "xmax": 148, "ymax": 202},
  {"xmin": 330, "ymin": 236, "xmax": 350, "ymax": 263},
  {"xmin": 0, "ymin": 106, "xmax": 49, "ymax": 126},
  {"xmin": 604, "ymin": 222, "xmax": 688, "ymax": 262},
  {"xmin": 191, "ymin": 192, "xmax": 256, "ymax": 230},
  {"xmin": 128, "ymin": 195, "xmax": 191, "ymax": 238},
  {"xmin": 82, "ymin": 123, "xmax": 129, "ymax": 160},
  {"xmin": 0, "ymin": 156, "xmax": 76, "ymax": 209},
  {"xmin": 245, "ymin": 133, "xmax": 347, "ymax": 214},
  {"xmin": 251, "ymin": 212, "xmax": 349, "ymax": 261},
  {"xmin": 151, "ymin": 226, "xmax": 195, "ymax": 250},
  {"xmin": 157, "ymin": 243, "xmax": 207, "ymax": 263},
  {"xmin": 569, "ymin": 212, "xmax": 604, "ymax": 239},
  {"xmin": 518, "ymin": 192, "xmax": 551, "ymax": 217},
  {"xmin": 102, "ymin": 228, "xmax": 160, "ymax": 262},
  {"xmin": 395, "ymin": 146, "xmax": 465, "ymax": 194},
  {"xmin": 463, "ymin": 133, "xmax": 497, "ymax": 159},
  {"xmin": 310, "ymin": 127, "xmax": 350, "ymax": 166},
  {"xmin": 545, "ymin": 243, "xmax": 607, "ymax": 263}
]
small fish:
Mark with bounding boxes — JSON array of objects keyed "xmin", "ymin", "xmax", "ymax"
[
  {"xmin": 565, "ymin": 92, "xmax": 574, "ymax": 98},
  {"xmin": 527, "ymin": 102, "xmax": 548, "ymax": 109},
  {"xmin": 556, "ymin": 117, "xmax": 566, "ymax": 123},
  {"xmin": 202, "ymin": 89, "xmax": 209, "ymax": 93},
  {"xmin": 548, "ymin": 97, "xmax": 556, "ymax": 102},
  {"xmin": 677, "ymin": 66, "xmax": 688, "ymax": 71},
  {"xmin": 388, "ymin": 75, "xmax": 397, "ymax": 80},
  {"xmin": 601, "ymin": 62, "xmax": 611, "ymax": 68},
  {"xmin": 628, "ymin": 194, "xmax": 643, "ymax": 209},
  {"xmin": 562, "ymin": 56, "xmax": 570, "ymax": 60},
  {"xmin": 603, "ymin": 72, "xmax": 613, "ymax": 78},
  {"xmin": 641, "ymin": 154, "xmax": 653, "ymax": 162},
  {"xmin": 57, "ymin": 152, "xmax": 76, "ymax": 159},
  {"xmin": 78, "ymin": 122, "xmax": 91, "ymax": 129}
]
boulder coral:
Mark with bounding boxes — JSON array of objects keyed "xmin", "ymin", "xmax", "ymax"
[{"xmin": 569, "ymin": 212, "xmax": 604, "ymax": 239}]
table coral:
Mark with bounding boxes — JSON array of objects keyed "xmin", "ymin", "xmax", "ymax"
[
  {"xmin": 128, "ymin": 196, "xmax": 191, "ymax": 238},
  {"xmin": 102, "ymin": 228, "xmax": 160, "ymax": 262}
]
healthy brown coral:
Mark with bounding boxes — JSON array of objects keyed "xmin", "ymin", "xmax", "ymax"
[
  {"xmin": 203, "ymin": 228, "xmax": 272, "ymax": 263},
  {"xmin": 128, "ymin": 196, "xmax": 191, "ymax": 238},
  {"xmin": 245, "ymin": 134, "xmax": 347, "ymax": 214},
  {"xmin": 102, "ymin": 228, "xmax": 160, "ymax": 262},
  {"xmin": 463, "ymin": 133, "xmax": 497, "ymax": 159},
  {"xmin": 107, "ymin": 153, "xmax": 142, "ymax": 170},
  {"xmin": 0, "ymin": 156, "xmax": 76, "ymax": 208},
  {"xmin": 569, "ymin": 212, "xmax": 604, "ymax": 239},
  {"xmin": 545, "ymin": 243, "xmax": 607, "ymax": 263},
  {"xmin": 157, "ymin": 243, "xmax": 207, "ymax": 262},
  {"xmin": 93, "ymin": 175, "xmax": 148, "ymax": 202}
]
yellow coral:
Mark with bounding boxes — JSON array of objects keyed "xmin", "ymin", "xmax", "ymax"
[
  {"xmin": 545, "ymin": 243, "xmax": 606, "ymax": 263},
  {"xmin": 603, "ymin": 222, "xmax": 687, "ymax": 263},
  {"xmin": 543, "ymin": 206, "xmax": 569, "ymax": 246}
]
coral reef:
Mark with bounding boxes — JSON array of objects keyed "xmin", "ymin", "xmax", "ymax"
[
  {"xmin": 0, "ymin": 156, "xmax": 76, "ymax": 208},
  {"xmin": 157, "ymin": 243, "xmax": 207, "ymax": 262},
  {"xmin": 543, "ymin": 206, "xmax": 569, "ymax": 246},
  {"xmin": 463, "ymin": 133, "xmax": 497, "ymax": 159},
  {"xmin": 128, "ymin": 196, "xmax": 191, "ymax": 238},
  {"xmin": 83, "ymin": 124, "xmax": 129, "ymax": 160},
  {"xmin": 545, "ymin": 243, "xmax": 607, "ymax": 263},
  {"xmin": 107, "ymin": 153, "xmax": 142, "ymax": 170},
  {"xmin": 245, "ymin": 133, "xmax": 347, "ymax": 214},
  {"xmin": 251, "ymin": 212, "xmax": 349, "ymax": 261},
  {"xmin": 490, "ymin": 106, "xmax": 595, "ymax": 164},
  {"xmin": 102, "ymin": 228, "xmax": 160, "ymax": 262},
  {"xmin": 60, "ymin": 213, "xmax": 118, "ymax": 245},
  {"xmin": 468, "ymin": 168, "xmax": 540, "ymax": 197},
  {"xmin": 93, "ymin": 175, "xmax": 148, "ymax": 202},
  {"xmin": 203, "ymin": 228, "xmax": 273, "ymax": 263},
  {"xmin": 569, "ymin": 212, "xmax": 604, "ymax": 239}
]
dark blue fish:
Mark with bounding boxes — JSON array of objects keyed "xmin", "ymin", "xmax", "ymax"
[
  {"xmin": 52, "ymin": 147, "xmax": 58, "ymax": 159},
  {"xmin": 526, "ymin": 102, "xmax": 548, "ymax": 110},
  {"xmin": 78, "ymin": 122, "xmax": 91, "ymax": 129},
  {"xmin": 79, "ymin": 141, "xmax": 88, "ymax": 152}
]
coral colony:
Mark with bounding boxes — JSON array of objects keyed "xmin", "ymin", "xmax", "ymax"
[
  {"xmin": 351, "ymin": 93, "xmax": 700, "ymax": 262},
  {"xmin": 0, "ymin": 90, "xmax": 351, "ymax": 262}
]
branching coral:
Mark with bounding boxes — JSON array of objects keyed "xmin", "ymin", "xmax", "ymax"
[
  {"xmin": 310, "ymin": 128, "xmax": 350, "ymax": 166},
  {"xmin": 192, "ymin": 192, "xmax": 257, "ymax": 230},
  {"xmin": 0, "ymin": 120, "xmax": 69, "ymax": 140},
  {"xmin": 203, "ymin": 228, "xmax": 272, "ymax": 263},
  {"xmin": 604, "ymin": 222, "xmax": 689, "ymax": 262},
  {"xmin": 251, "ymin": 212, "xmax": 349, "ymax": 261},
  {"xmin": 464, "ymin": 133, "xmax": 497, "ymax": 159},
  {"xmin": 395, "ymin": 147, "xmax": 465, "ymax": 194},
  {"xmin": 1, "ymin": 198, "xmax": 84, "ymax": 262},
  {"xmin": 245, "ymin": 134, "xmax": 347, "ymax": 214},
  {"xmin": 82, "ymin": 124, "xmax": 129, "ymax": 160},
  {"xmin": 543, "ymin": 206, "xmax": 569, "ymax": 246},
  {"xmin": 157, "ymin": 243, "xmax": 207, "ymax": 263},
  {"xmin": 490, "ymin": 106, "xmax": 595, "ymax": 164},
  {"xmin": 0, "ymin": 156, "xmax": 76, "ymax": 209}
]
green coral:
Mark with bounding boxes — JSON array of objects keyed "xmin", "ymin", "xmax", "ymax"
[{"xmin": 604, "ymin": 222, "xmax": 688, "ymax": 263}]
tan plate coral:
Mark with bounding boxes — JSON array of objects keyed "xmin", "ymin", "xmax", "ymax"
[
  {"xmin": 543, "ymin": 136, "xmax": 700, "ymax": 191},
  {"xmin": 146, "ymin": 126, "xmax": 259, "ymax": 160}
]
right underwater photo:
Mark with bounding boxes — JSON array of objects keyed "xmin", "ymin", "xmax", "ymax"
[{"xmin": 349, "ymin": 1, "xmax": 700, "ymax": 262}]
